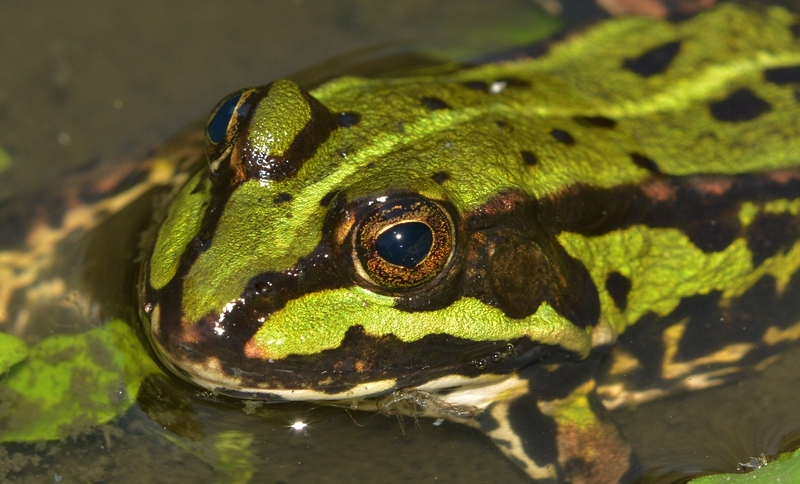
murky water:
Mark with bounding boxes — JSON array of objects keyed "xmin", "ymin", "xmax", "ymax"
[{"xmin": 2, "ymin": 1, "xmax": 800, "ymax": 483}]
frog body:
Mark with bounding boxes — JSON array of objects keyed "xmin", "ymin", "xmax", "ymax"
[
  {"xmin": 133, "ymin": 4, "xmax": 800, "ymax": 482},
  {"xmin": 3, "ymin": 4, "xmax": 800, "ymax": 483}
]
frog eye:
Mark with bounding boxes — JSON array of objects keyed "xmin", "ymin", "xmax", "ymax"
[
  {"xmin": 206, "ymin": 91, "xmax": 243, "ymax": 144},
  {"xmin": 205, "ymin": 89, "xmax": 253, "ymax": 170},
  {"xmin": 352, "ymin": 196, "xmax": 455, "ymax": 291}
]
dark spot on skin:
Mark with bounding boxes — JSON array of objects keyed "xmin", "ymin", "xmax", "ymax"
[
  {"xmin": 273, "ymin": 192, "xmax": 292, "ymax": 204},
  {"xmin": 764, "ymin": 66, "xmax": 800, "ymax": 85},
  {"xmin": 745, "ymin": 212, "xmax": 800, "ymax": 266},
  {"xmin": 495, "ymin": 120, "xmax": 513, "ymax": 133},
  {"xmin": 550, "ymin": 129, "xmax": 575, "ymax": 145},
  {"xmin": 366, "ymin": 162, "xmax": 376, "ymax": 169},
  {"xmin": 422, "ymin": 96, "xmax": 450, "ymax": 110},
  {"xmin": 319, "ymin": 190, "xmax": 339, "ymax": 207},
  {"xmin": 521, "ymin": 150, "xmax": 538, "ymax": 166},
  {"xmin": 630, "ymin": 153, "xmax": 661, "ymax": 174},
  {"xmin": 709, "ymin": 88, "xmax": 772, "ymax": 123},
  {"xmin": 463, "ymin": 80, "xmax": 489, "ymax": 91},
  {"xmin": 791, "ymin": 24, "xmax": 800, "ymax": 39},
  {"xmin": 623, "ymin": 41, "xmax": 682, "ymax": 78},
  {"xmin": 573, "ymin": 116, "xmax": 617, "ymax": 129},
  {"xmin": 337, "ymin": 111, "xmax": 361, "ymax": 127},
  {"xmin": 431, "ymin": 172, "xmax": 449, "ymax": 184},
  {"xmin": 605, "ymin": 272, "xmax": 632, "ymax": 312}
]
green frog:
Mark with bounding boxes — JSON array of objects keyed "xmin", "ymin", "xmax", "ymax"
[
  {"xmin": 135, "ymin": 4, "xmax": 800, "ymax": 482},
  {"xmin": 3, "ymin": 3, "xmax": 800, "ymax": 483}
]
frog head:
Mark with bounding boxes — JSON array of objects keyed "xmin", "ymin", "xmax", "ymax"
[{"xmin": 140, "ymin": 78, "xmax": 604, "ymax": 400}]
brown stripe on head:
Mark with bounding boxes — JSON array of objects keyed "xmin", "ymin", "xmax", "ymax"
[{"xmin": 231, "ymin": 80, "xmax": 337, "ymax": 184}]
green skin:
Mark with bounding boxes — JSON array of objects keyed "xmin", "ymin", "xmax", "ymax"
[{"xmin": 141, "ymin": 5, "xmax": 800, "ymax": 482}]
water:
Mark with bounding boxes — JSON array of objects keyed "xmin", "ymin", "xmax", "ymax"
[
  {"xmin": 1, "ymin": 1, "xmax": 800, "ymax": 482},
  {"xmin": 0, "ymin": 0, "xmax": 557, "ymax": 199}
]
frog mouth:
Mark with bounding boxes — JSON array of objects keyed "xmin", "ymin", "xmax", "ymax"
[{"xmin": 148, "ymin": 315, "xmax": 563, "ymax": 403}]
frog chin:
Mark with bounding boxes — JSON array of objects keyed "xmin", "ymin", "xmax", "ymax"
[
  {"xmin": 158, "ymin": 343, "xmax": 527, "ymax": 408},
  {"xmin": 177, "ymin": 359, "xmax": 401, "ymax": 401}
]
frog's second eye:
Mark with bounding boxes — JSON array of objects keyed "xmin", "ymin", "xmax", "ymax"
[
  {"xmin": 206, "ymin": 91, "xmax": 243, "ymax": 144},
  {"xmin": 205, "ymin": 89, "xmax": 254, "ymax": 170},
  {"xmin": 352, "ymin": 197, "xmax": 455, "ymax": 291}
]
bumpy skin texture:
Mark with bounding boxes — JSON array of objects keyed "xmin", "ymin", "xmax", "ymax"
[{"xmin": 141, "ymin": 5, "xmax": 800, "ymax": 482}]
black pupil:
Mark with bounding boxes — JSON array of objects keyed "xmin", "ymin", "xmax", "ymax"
[
  {"xmin": 207, "ymin": 92, "xmax": 242, "ymax": 144},
  {"xmin": 375, "ymin": 222, "xmax": 433, "ymax": 268}
]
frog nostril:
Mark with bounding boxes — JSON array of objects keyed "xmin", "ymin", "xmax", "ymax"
[
  {"xmin": 190, "ymin": 236, "xmax": 212, "ymax": 254},
  {"xmin": 252, "ymin": 280, "xmax": 273, "ymax": 295},
  {"xmin": 252, "ymin": 274, "xmax": 294, "ymax": 298},
  {"xmin": 246, "ymin": 272, "xmax": 299, "ymax": 317}
]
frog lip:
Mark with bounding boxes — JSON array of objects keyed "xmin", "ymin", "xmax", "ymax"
[
  {"xmin": 206, "ymin": 377, "xmax": 401, "ymax": 402},
  {"xmin": 151, "ymin": 333, "xmax": 559, "ymax": 402},
  {"xmin": 203, "ymin": 373, "xmax": 527, "ymax": 410},
  {"xmin": 177, "ymin": 367, "xmax": 523, "ymax": 406}
]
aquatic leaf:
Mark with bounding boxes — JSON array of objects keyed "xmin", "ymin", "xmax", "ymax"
[
  {"xmin": 691, "ymin": 449, "xmax": 800, "ymax": 483},
  {"xmin": 0, "ymin": 333, "xmax": 27, "ymax": 374},
  {"xmin": 0, "ymin": 319, "xmax": 161, "ymax": 442}
]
